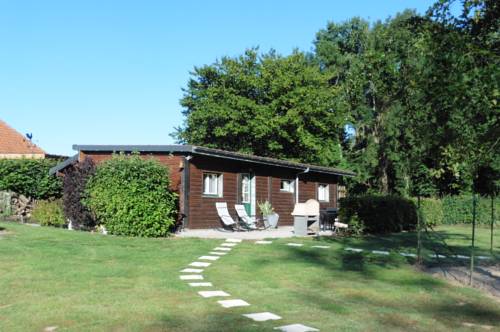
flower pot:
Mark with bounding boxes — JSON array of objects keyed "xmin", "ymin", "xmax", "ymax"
[{"xmin": 266, "ymin": 213, "xmax": 279, "ymax": 228}]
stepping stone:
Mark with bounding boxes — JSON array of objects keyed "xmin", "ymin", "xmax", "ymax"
[
  {"xmin": 181, "ymin": 268, "xmax": 203, "ymax": 273},
  {"xmin": 214, "ymin": 247, "xmax": 232, "ymax": 251},
  {"xmin": 274, "ymin": 323, "xmax": 319, "ymax": 332},
  {"xmin": 345, "ymin": 247, "xmax": 363, "ymax": 252},
  {"xmin": 400, "ymin": 253, "xmax": 417, "ymax": 257},
  {"xmin": 198, "ymin": 290, "xmax": 230, "ymax": 298},
  {"xmin": 226, "ymin": 238, "xmax": 242, "ymax": 243},
  {"xmin": 255, "ymin": 240, "xmax": 272, "ymax": 244},
  {"xmin": 434, "ymin": 254, "xmax": 446, "ymax": 258},
  {"xmin": 189, "ymin": 282, "xmax": 213, "ymax": 287},
  {"xmin": 312, "ymin": 245, "xmax": 330, "ymax": 249},
  {"xmin": 242, "ymin": 312, "xmax": 282, "ymax": 322},
  {"xmin": 217, "ymin": 299, "xmax": 250, "ymax": 308},
  {"xmin": 210, "ymin": 251, "xmax": 227, "ymax": 255},
  {"xmin": 180, "ymin": 275, "xmax": 203, "ymax": 280},
  {"xmin": 372, "ymin": 250, "xmax": 389, "ymax": 255},
  {"xmin": 287, "ymin": 243, "xmax": 303, "ymax": 247},
  {"xmin": 190, "ymin": 262, "xmax": 211, "ymax": 267},
  {"xmin": 221, "ymin": 243, "xmax": 237, "ymax": 247},
  {"xmin": 456, "ymin": 255, "xmax": 469, "ymax": 259},
  {"xmin": 199, "ymin": 256, "xmax": 219, "ymax": 261}
]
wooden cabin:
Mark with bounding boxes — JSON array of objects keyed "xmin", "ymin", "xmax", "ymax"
[{"xmin": 51, "ymin": 145, "xmax": 355, "ymax": 229}]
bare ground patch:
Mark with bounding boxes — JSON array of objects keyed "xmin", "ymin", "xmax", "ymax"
[{"xmin": 424, "ymin": 263, "xmax": 500, "ymax": 300}]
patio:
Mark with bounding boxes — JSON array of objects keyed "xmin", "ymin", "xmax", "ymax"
[{"xmin": 176, "ymin": 226, "xmax": 335, "ymax": 240}]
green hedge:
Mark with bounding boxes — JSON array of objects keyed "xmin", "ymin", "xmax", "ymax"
[
  {"xmin": 339, "ymin": 195, "xmax": 417, "ymax": 234},
  {"xmin": 0, "ymin": 159, "xmax": 62, "ymax": 199},
  {"xmin": 84, "ymin": 154, "xmax": 178, "ymax": 237},
  {"xmin": 412, "ymin": 195, "xmax": 497, "ymax": 227}
]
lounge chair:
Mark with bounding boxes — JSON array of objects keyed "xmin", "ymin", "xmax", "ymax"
[
  {"xmin": 234, "ymin": 204, "xmax": 263, "ymax": 230},
  {"xmin": 215, "ymin": 202, "xmax": 240, "ymax": 231}
]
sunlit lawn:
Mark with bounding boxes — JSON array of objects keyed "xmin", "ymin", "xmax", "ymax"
[{"xmin": 0, "ymin": 221, "xmax": 498, "ymax": 331}]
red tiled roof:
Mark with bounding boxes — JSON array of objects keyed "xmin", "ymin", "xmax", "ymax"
[{"xmin": 0, "ymin": 120, "xmax": 45, "ymax": 155}]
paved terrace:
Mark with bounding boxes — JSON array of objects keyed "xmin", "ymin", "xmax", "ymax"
[{"xmin": 176, "ymin": 226, "xmax": 335, "ymax": 240}]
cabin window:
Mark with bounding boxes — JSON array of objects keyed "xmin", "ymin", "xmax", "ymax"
[
  {"xmin": 318, "ymin": 184, "xmax": 329, "ymax": 202},
  {"xmin": 280, "ymin": 179, "xmax": 295, "ymax": 193},
  {"xmin": 203, "ymin": 172, "xmax": 223, "ymax": 197}
]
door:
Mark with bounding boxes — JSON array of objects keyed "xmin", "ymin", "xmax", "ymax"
[{"xmin": 241, "ymin": 173, "xmax": 252, "ymax": 215}]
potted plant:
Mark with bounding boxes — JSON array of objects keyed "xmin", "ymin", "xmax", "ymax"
[{"xmin": 258, "ymin": 201, "xmax": 279, "ymax": 228}]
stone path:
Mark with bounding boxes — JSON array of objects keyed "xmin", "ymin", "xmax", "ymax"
[
  {"xmin": 179, "ymin": 238, "xmax": 494, "ymax": 331},
  {"xmin": 178, "ymin": 238, "xmax": 319, "ymax": 331}
]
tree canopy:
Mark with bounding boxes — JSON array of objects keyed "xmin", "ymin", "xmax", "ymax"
[{"xmin": 174, "ymin": 0, "xmax": 499, "ymax": 197}]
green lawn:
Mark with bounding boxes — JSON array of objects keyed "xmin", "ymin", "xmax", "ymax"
[{"xmin": 0, "ymin": 221, "xmax": 498, "ymax": 331}]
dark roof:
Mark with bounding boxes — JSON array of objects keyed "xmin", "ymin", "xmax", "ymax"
[
  {"xmin": 49, "ymin": 154, "xmax": 78, "ymax": 175},
  {"xmin": 70, "ymin": 144, "xmax": 355, "ymax": 177}
]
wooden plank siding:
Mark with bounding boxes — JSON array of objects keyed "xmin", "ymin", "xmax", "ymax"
[{"xmin": 77, "ymin": 151, "xmax": 341, "ymax": 229}]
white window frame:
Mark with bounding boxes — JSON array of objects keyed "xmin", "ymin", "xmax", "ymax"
[
  {"xmin": 318, "ymin": 184, "xmax": 329, "ymax": 202},
  {"xmin": 280, "ymin": 179, "xmax": 295, "ymax": 193},
  {"xmin": 203, "ymin": 172, "xmax": 223, "ymax": 197}
]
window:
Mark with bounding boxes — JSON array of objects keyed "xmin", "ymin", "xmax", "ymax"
[
  {"xmin": 318, "ymin": 184, "xmax": 329, "ymax": 202},
  {"xmin": 280, "ymin": 179, "xmax": 295, "ymax": 193},
  {"xmin": 203, "ymin": 173, "xmax": 223, "ymax": 197}
]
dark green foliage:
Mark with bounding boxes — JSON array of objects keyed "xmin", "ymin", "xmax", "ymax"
[
  {"xmin": 0, "ymin": 159, "xmax": 62, "ymax": 199},
  {"xmin": 62, "ymin": 158, "xmax": 96, "ymax": 229},
  {"xmin": 174, "ymin": 48, "xmax": 349, "ymax": 167},
  {"xmin": 31, "ymin": 199, "xmax": 65, "ymax": 227},
  {"xmin": 84, "ymin": 154, "xmax": 178, "ymax": 237},
  {"xmin": 339, "ymin": 195, "xmax": 417, "ymax": 233}
]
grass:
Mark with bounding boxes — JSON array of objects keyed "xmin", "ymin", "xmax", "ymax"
[{"xmin": 0, "ymin": 221, "xmax": 498, "ymax": 331}]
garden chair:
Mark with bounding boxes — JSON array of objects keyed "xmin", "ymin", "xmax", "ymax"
[
  {"xmin": 215, "ymin": 202, "xmax": 240, "ymax": 231},
  {"xmin": 234, "ymin": 204, "xmax": 265, "ymax": 230},
  {"xmin": 332, "ymin": 218, "xmax": 348, "ymax": 234}
]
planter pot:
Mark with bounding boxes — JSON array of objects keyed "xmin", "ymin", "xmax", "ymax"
[{"xmin": 265, "ymin": 213, "xmax": 279, "ymax": 228}]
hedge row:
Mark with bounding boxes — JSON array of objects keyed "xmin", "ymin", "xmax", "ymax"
[
  {"xmin": 339, "ymin": 195, "xmax": 417, "ymax": 234},
  {"xmin": 417, "ymin": 195, "xmax": 498, "ymax": 226},
  {"xmin": 0, "ymin": 158, "xmax": 62, "ymax": 199}
]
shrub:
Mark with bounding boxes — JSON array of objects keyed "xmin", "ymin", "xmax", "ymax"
[
  {"xmin": 31, "ymin": 199, "xmax": 65, "ymax": 227},
  {"xmin": 84, "ymin": 154, "xmax": 178, "ymax": 237},
  {"xmin": 339, "ymin": 195, "xmax": 417, "ymax": 234},
  {"xmin": 441, "ymin": 195, "xmax": 498, "ymax": 225},
  {"xmin": 62, "ymin": 158, "xmax": 96, "ymax": 229},
  {"xmin": 0, "ymin": 158, "xmax": 62, "ymax": 199},
  {"xmin": 412, "ymin": 197, "xmax": 443, "ymax": 227}
]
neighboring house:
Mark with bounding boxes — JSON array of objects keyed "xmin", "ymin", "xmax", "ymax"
[
  {"xmin": 0, "ymin": 120, "xmax": 46, "ymax": 159},
  {"xmin": 51, "ymin": 145, "xmax": 355, "ymax": 229}
]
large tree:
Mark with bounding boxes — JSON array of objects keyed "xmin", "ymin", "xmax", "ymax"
[{"xmin": 174, "ymin": 49, "xmax": 349, "ymax": 167}]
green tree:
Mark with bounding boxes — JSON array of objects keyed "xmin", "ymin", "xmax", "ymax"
[
  {"xmin": 174, "ymin": 49, "xmax": 349, "ymax": 167},
  {"xmin": 315, "ymin": 12, "xmax": 424, "ymax": 195}
]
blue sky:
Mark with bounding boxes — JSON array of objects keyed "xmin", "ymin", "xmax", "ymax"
[{"xmin": 1, "ymin": 0, "xmax": 436, "ymax": 156}]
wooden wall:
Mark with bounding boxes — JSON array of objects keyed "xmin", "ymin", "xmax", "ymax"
[
  {"xmin": 78, "ymin": 151, "xmax": 340, "ymax": 229},
  {"xmin": 187, "ymin": 155, "xmax": 339, "ymax": 228}
]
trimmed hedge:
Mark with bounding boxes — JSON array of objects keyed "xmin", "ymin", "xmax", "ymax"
[
  {"xmin": 84, "ymin": 154, "xmax": 178, "ymax": 237},
  {"xmin": 339, "ymin": 195, "xmax": 417, "ymax": 234},
  {"xmin": 0, "ymin": 158, "xmax": 62, "ymax": 199}
]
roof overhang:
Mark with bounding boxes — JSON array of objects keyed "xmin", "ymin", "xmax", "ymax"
[{"xmin": 67, "ymin": 144, "xmax": 356, "ymax": 177}]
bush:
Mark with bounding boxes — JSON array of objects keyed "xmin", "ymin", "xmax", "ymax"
[
  {"xmin": 441, "ymin": 195, "xmax": 498, "ymax": 225},
  {"xmin": 0, "ymin": 158, "xmax": 62, "ymax": 199},
  {"xmin": 84, "ymin": 154, "xmax": 178, "ymax": 237},
  {"xmin": 31, "ymin": 199, "xmax": 65, "ymax": 227},
  {"xmin": 412, "ymin": 197, "xmax": 443, "ymax": 227},
  {"xmin": 62, "ymin": 158, "xmax": 96, "ymax": 229},
  {"xmin": 339, "ymin": 195, "xmax": 417, "ymax": 234}
]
